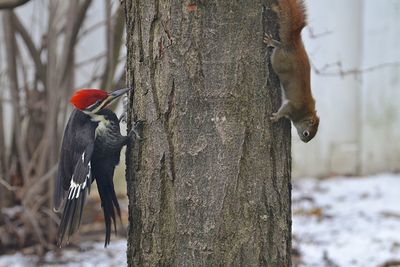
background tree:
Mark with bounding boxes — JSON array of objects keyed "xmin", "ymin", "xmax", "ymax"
[
  {"xmin": 0, "ymin": 0, "xmax": 31, "ymax": 9},
  {"xmin": 124, "ymin": 1, "xmax": 292, "ymax": 266}
]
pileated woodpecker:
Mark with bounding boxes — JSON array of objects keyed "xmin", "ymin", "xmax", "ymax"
[{"xmin": 54, "ymin": 87, "xmax": 136, "ymax": 247}]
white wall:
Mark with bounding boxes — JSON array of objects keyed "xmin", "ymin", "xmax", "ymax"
[
  {"xmin": 360, "ymin": 0, "xmax": 400, "ymax": 174},
  {"xmin": 293, "ymin": 0, "xmax": 400, "ymax": 178}
]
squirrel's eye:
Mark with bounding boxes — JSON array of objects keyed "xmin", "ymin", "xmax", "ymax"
[{"xmin": 303, "ymin": 131, "xmax": 310, "ymax": 137}]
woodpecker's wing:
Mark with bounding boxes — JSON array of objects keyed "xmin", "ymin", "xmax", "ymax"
[{"xmin": 54, "ymin": 110, "xmax": 96, "ymax": 246}]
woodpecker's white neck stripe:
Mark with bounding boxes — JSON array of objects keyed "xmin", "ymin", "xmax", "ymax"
[{"xmin": 89, "ymin": 114, "xmax": 109, "ymax": 137}]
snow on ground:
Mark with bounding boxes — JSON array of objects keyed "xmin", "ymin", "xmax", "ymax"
[
  {"xmin": 1, "ymin": 174, "xmax": 400, "ymax": 266},
  {"xmin": 293, "ymin": 173, "xmax": 400, "ymax": 267},
  {"xmin": 0, "ymin": 239, "xmax": 127, "ymax": 267}
]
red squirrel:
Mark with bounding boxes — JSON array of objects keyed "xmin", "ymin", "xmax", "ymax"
[{"xmin": 264, "ymin": 0, "xmax": 319, "ymax": 143}]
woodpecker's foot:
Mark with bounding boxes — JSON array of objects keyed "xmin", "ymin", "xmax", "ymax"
[
  {"xmin": 263, "ymin": 33, "xmax": 281, "ymax": 48},
  {"xmin": 129, "ymin": 120, "xmax": 145, "ymax": 140}
]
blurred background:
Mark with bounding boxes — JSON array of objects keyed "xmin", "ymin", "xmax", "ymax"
[{"xmin": 0, "ymin": 0, "xmax": 399, "ymax": 266}]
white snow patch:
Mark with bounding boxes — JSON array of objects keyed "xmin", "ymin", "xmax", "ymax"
[
  {"xmin": 293, "ymin": 173, "xmax": 400, "ymax": 267},
  {"xmin": 0, "ymin": 239, "xmax": 127, "ymax": 267}
]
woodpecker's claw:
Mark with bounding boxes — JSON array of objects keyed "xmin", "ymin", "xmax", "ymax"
[{"xmin": 129, "ymin": 120, "xmax": 145, "ymax": 140}]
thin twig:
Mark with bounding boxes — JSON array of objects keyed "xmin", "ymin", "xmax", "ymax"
[
  {"xmin": 307, "ymin": 27, "xmax": 333, "ymax": 39},
  {"xmin": 77, "ymin": 19, "xmax": 107, "ymax": 41},
  {"xmin": 41, "ymin": 207, "xmax": 60, "ymax": 224},
  {"xmin": 0, "ymin": 177, "xmax": 19, "ymax": 191},
  {"xmin": 75, "ymin": 52, "xmax": 106, "ymax": 68},
  {"xmin": 24, "ymin": 164, "xmax": 57, "ymax": 202},
  {"xmin": 312, "ymin": 60, "xmax": 400, "ymax": 77}
]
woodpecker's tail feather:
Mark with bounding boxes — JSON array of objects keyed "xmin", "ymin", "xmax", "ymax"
[
  {"xmin": 57, "ymin": 190, "xmax": 88, "ymax": 246},
  {"xmin": 96, "ymin": 175, "xmax": 121, "ymax": 247}
]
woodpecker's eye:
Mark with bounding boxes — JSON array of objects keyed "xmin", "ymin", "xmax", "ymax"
[{"xmin": 303, "ymin": 131, "xmax": 310, "ymax": 137}]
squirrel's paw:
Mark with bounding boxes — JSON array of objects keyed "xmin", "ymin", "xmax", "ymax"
[
  {"xmin": 264, "ymin": 34, "xmax": 274, "ymax": 46},
  {"xmin": 270, "ymin": 113, "xmax": 281, "ymax": 122},
  {"xmin": 264, "ymin": 33, "xmax": 281, "ymax": 48}
]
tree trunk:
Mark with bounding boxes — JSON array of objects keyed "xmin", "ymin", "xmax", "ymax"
[{"xmin": 124, "ymin": 1, "xmax": 291, "ymax": 266}]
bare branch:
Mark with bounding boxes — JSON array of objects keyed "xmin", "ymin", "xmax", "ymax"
[
  {"xmin": 0, "ymin": 0, "xmax": 31, "ymax": 9},
  {"xmin": 11, "ymin": 11, "xmax": 47, "ymax": 84},
  {"xmin": 76, "ymin": 74, "xmax": 102, "ymax": 89},
  {"xmin": 312, "ymin": 60, "xmax": 400, "ymax": 77},
  {"xmin": 100, "ymin": 4, "xmax": 125, "ymax": 90},
  {"xmin": 75, "ymin": 52, "xmax": 106, "ymax": 68},
  {"xmin": 0, "ymin": 83, "xmax": 7, "ymax": 189},
  {"xmin": 3, "ymin": 11, "xmax": 30, "ymax": 181},
  {"xmin": 0, "ymin": 177, "xmax": 19, "ymax": 191},
  {"xmin": 59, "ymin": 0, "xmax": 93, "ymax": 84},
  {"xmin": 22, "ymin": 205, "xmax": 52, "ymax": 249},
  {"xmin": 77, "ymin": 19, "xmax": 106, "ymax": 41},
  {"xmin": 24, "ymin": 164, "xmax": 57, "ymax": 203},
  {"xmin": 307, "ymin": 27, "xmax": 333, "ymax": 39},
  {"xmin": 41, "ymin": 207, "xmax": 60, "ymax": 224}
]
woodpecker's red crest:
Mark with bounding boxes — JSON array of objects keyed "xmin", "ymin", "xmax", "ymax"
[{"xmin": 70, "ymin": 89, "xmax": 108, "ymax": 110}]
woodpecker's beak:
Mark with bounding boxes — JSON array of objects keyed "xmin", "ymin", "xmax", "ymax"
[
  {"xmin": 108, "ymin": 87, "xmax": 133, "ymax": 99},
  {"xmin": 101, "ymin": 87, "xmax": 133, "ymax": 108},
  {"xmin": 85, "ymin": 87, "xmax": 133, "ymax": 114}
]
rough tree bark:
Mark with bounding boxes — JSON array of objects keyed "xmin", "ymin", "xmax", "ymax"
[{"xmin": 124, "ymin": 1, "xmax": 291, "ymax": 266}]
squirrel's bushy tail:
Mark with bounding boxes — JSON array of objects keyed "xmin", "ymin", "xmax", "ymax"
[{"xmin": 278, "ymin": 0, "xmax": 307, "ymax": 45}]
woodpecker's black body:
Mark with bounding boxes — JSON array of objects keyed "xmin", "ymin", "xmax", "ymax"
[{"xmin": 54, "ymin": 88, "xmax": 133, "ymax": 247}]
